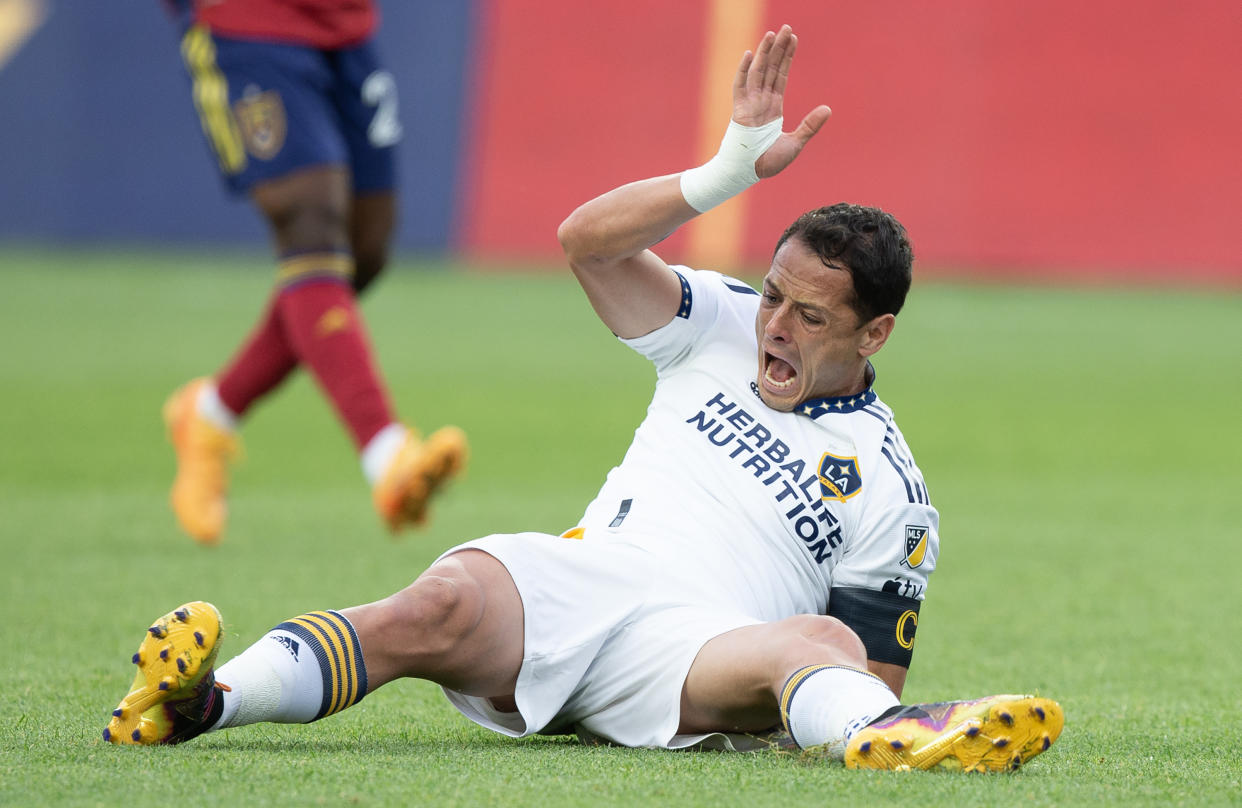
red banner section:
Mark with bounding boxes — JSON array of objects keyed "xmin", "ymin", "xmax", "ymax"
[
  {"xmin": 459, "ymin": 0, "xmax": 708, "ymax": 262},
  {"xmin": 460, "ymin": 0, "xmax": 1242, "ymax": 281}
]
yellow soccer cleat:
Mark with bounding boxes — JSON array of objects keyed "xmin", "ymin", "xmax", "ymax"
[
  {"xmin": 103, "ymin": 601, "xmax": 226, "ymax": 746},
  {"xmin": 163, "ymin": 379, "xmax": 240, "ymax": 545},
  {"xmin": 373, "ymin": 426, "xmax": 468, "ymax": 533},
  {"xmin": 844, "ymin": 694, "xmax": 1064, "ymax": 772}
]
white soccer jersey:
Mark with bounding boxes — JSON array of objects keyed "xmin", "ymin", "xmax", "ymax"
[{"xmin": 575, "ymin": 267, "xmax": 939, "ymax": 629}]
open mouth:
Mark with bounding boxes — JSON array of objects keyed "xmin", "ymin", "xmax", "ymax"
[{"xmin": 763, "ymin": 353, "xmax": 797, "ymax": 391}]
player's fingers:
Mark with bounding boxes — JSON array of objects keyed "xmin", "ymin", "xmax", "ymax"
[
  {"xmin": 792, "ymin": 105, "xmax": 833, "ymax": 144},
  {"xmin": 774, "ymin": 32, "xmax": 797, "ymax": 97},
  {"xmin": 734, "ymin": 49, "xmax": 753, "ymax": 94},
  {"xmin": 748, "ymin": 30, "xmax": 775, "ymax": 91},
  {"xmin": 764, "ymin": 25, "xmax": 792, "ymax": 92}
]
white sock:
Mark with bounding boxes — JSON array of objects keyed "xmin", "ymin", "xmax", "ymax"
[
  {"xmin": 195, "ymin": 382, "xmax": 239, "ymax": 432},
  {"xmin": 361, "ymin": 422, "xmax": 409, "ymax": 485},
  {"xmin": 780, "ymin": 665, "xmax": 900, "ymax": 751},
  {"xmin": 210, "ymin": 610, "xmax": 368, "ymax": 729}
]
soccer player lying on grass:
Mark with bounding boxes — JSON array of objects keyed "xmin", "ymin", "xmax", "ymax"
[{"xmin": 104, "ymin": 25, "xmax": 1063, "ymax": 771}]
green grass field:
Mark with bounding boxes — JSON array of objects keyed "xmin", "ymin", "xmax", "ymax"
[{"xmin": 2, "ymin": 248, "xmax": 1240, "ymax": 806}]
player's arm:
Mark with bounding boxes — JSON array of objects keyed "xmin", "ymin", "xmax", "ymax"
[
  {"xmin": 827, "ymin": 585, "xmax": 921, "ymax": 698},
  {"xmin": 557, "ymin": 24, "xmax": 831, "ymax": 339},
  {"xmin": 869, "ymin": 660, "xmax": 908, "ymax": 698}
]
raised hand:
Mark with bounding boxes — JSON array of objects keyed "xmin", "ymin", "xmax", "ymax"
[{"xmin": 733, "ymin": 25, "xmax": 832, "ymax": 179}]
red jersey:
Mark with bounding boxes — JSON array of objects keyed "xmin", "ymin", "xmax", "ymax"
[{"xmin": 184, "ymin": 0, "xmax": 377, "ymax": 50}]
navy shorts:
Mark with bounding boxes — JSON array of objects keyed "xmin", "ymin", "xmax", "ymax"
[{"xmin": 179, "ymin": 26, "xmax": 399, "ymax": 195}]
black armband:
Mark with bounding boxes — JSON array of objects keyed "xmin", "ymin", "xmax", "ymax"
[{"xmin": 826, "ymin": 586, "xmax": 922, "ymax": 667}]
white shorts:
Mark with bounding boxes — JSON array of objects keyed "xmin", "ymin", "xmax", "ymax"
[{"xmin": 436, "ymin": 531, "xmax": 763, "ymax": 749}]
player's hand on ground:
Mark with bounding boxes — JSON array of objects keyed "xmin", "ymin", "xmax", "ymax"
[{"xmin": 733, "ymin": 24, "xmax": 832, "ymax": 179}]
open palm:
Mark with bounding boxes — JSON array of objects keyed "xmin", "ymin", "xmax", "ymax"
[{"xmin": 732, "ymin": 25, "xmax": 832, "ymax": 180}]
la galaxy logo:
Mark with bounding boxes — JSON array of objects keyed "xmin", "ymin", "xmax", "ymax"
[
  {"xmin": 817, "ymin": 452, "xmax": 862, "ymax": 501},
  {"xmin": 234, "ymin": 86, "xmax": 287, "ymax": 160},
  {"xmin": 902, "ymin": 525, "xmax": 929, "ymax": 569}
]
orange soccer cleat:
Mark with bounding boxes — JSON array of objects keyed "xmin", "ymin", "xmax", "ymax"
[
  {"xmin": 163, "ymin": 379, "xmax": 240, "ymax": 545},
  {"xmin": 373, "ymin": 426, "xmax": 468, "ymax": 533}
]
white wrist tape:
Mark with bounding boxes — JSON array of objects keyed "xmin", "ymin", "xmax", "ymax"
[{"xmin": 679, "ymin": 117, "xmax": 784, "ymax": 213}]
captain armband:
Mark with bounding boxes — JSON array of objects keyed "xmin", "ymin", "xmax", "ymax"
[
  {"xmin": 679, "ymin": 118, "xmax": 783, "ymax": 213},
  {"xmin": 827, "ymin": 586, "xmax": 922, "ymax": 668}
]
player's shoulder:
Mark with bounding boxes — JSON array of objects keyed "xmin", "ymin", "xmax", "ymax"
[
  {"xmin": 855, "ymin": 397, "xmax": 933, "ymax": 509},
  {"xmin": 672, "ymin": 266, "xmax": 761, "ymax": 313}
]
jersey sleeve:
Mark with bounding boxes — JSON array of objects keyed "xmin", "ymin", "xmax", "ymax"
[
  {"xmin": 620, "ymin": 267, "xmax": 750, "ymax": 372},
  {"xmin": 827, "ymin": 492, "xmax": 939, "ymax": 668}
]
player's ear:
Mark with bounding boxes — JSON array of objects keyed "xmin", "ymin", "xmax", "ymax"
[{"xmin": 858, "ymin": 313, "xmax": 895, "ymax": 358}]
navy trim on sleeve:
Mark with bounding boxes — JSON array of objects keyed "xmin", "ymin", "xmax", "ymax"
[{"xmin": 674, "ymin": 270, "xmax": 692, "ymax": 318}]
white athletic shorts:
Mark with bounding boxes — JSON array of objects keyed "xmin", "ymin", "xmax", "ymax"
[{"xmin": 436, "ymin": 531, "xmax": 764, "ymax": 749}]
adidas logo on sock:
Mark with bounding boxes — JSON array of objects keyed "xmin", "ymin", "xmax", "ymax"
[{"xmin": 271, "ymin": 634, "xmax": 300, "ymax": 660}]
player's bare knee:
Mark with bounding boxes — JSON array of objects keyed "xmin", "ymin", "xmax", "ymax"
[
  {"xmin": 385, "ymin": 569, "xmax": 485, "ymax": 659},
  {"xmin": 774, "ymin": 614, "xmax": 867, "ymax": 668}
]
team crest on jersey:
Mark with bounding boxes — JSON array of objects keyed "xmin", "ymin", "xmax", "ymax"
[
  {"xmin": 818, "ymin": 452, "xmax": 862, "ymax": 501},
  {"xmin": 902, "ymin": 525, "xmax": 929, "ymax": 569},
  {"xmin": 234, "ymin": 88, "xmax": 286, "ymax": 160}
]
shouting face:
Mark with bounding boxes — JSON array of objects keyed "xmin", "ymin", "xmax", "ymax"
[{"xmin": 754, "ymin": 237, "xmax": 894, "ymax": 412}]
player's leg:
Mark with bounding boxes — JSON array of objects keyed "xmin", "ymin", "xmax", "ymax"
[
  {"xmin": 680, "ymin": 614, "xmax": 892, "ymax": 738},
  {"xmin": 250, "ymin": 166, "xmax": 467, "ymax": 531},
  {"xmin": 103, "ymin": 550, "xmax": 524, "ymax": 745},
  {"xmin": 679, "ymin": 615, "xmax": 1064, "ymax": 771},
  {"xmin": 167, "ymin": 28, "xmax": 306, "ymax": 543},
  {"xmin": 349, "ymin": 191, "xmax": 394, "ymax": 295}
]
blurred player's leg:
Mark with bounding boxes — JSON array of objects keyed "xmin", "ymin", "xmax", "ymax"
[
  {"xmin": 164, "ymin": 379, "xmax": 241, "ymax": 544},
  {"xmin": 348, "ymin": 190, "xmax": 395, "ymax": 295},
  {"xmin": 253, "ymin": 166, "xmax": 467, "ymax": 533}
]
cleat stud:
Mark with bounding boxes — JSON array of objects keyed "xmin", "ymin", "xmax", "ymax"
[
  {"xmin": 112, "ymin": 708, "xmax": 123, "ymax": 718},
  {"xmin": 1034, "ymin": 706, "xmax": 1046, "ymax": 720},
  {"xmin": 159, "ymin": 648, "xmax": 169, "ymax": 660},
  {"xmin": 1011, "ymin": 756, "xmax": 1022, "ymax": 770},
  {"xmin": 999, "ymin": 711, "xmax": 1014, "ymax": 725},
  {"xmin": 148, "ymin": 626, "xmax": 164, "ymax": 638},
  {"xmin": 890, "ymin": 740, "xmax": 904, "ymax": 750},
  {"xmin": 102, "ymin": 728, "xmax": 111, "ymax": 742},
  {"xmin": 1042, "ymin": 735, "xmax": 1052, "ymax": 750},
  {"xmin": 131, "ymin": 729, "xmax": 142, "ymax": 741},
  {"xmin": 994, "ymin": 737, "xmax": 1010, "ymax": 748},
  {"xmin": 965, "ymin": 726, "xmax": 980, "ymax": 737},
  {"xmin": 194, "ymin": 631, "xmax": 204, "ymax": 647},
  {"xmin": 131, "ymin": 653, "xmax": 141, "ymax": 665},
  {"xmin": 176, "ymin": 658, "xmax": 187, "ymax": 673},
  {"xmin": 859, "ymin": 740, "xmax": 872, "ymax": 753},
  {"xmin": 158, "ymin": 681, "xmax": 170, "ymax": 691},
  {"xmin": 174, "ymin": 609, "xmax": 189, "ymax": 621}
]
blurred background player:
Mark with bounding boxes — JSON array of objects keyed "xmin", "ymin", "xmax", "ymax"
[{"xmin": 161, "ymin": 0, "xmax": 466, "ymax": 543}]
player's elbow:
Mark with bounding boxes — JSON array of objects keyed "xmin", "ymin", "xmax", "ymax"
[{"xmin": 557, "ymin": 206, "xmax": 607, "ymax": 271}]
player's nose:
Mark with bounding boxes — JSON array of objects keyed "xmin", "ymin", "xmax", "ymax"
[{"xmin": 763, "ymin": 305, "xmax": 792, "ymax": 342}]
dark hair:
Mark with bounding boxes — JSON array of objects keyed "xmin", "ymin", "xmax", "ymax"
[{"xmin": 773, "ymin": 203, "xmax": 913, "ymax": 322}]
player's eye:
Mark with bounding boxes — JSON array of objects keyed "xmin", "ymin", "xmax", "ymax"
[{"xmin": 801, "ymin": 310, "xmax": 823, "ymax": 325}]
